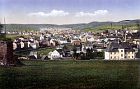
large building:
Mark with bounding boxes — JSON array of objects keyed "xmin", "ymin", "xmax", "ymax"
[
  {"xmin": 0, "ymin": 41, "xmax": 15, "ymax": 65},
  {"xmin": 105, "ymin": 42, "xmax": 136, "ymax": 60},
  {"xmin": 0, "ymin": 24, "xmax": 16, "ymax": 65}
]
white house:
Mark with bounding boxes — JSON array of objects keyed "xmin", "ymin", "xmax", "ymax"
[
  {"xmin": 29, "ymin": 40, "xmax": 39, "ymax": 49},
  {"xmin": 58, "ymin": 39, "xmax": 68, "ymax": 44},
  {"xmin": 105, "ymin": 42, "xmax": 136, "ymax": 60},
  {"xmin": 13, "ymin": 42, "xmax": 17, "ymax": 50},
  {"xmin": 30, "ymin": 43, "xmax": 37, "ymax": 49},
  {"xmin": 27, "ymin": 41, "xmax": 31, "ymax": 48},
  {"xmin": 87, "ymin": 37, "xmax": 95, "ymax": 42},
  {"xmin": 20, "ymin": 41, "xmax": 24, "ymax": 49},
  {"xmin": 48, "ymin": 50, "xmax": 62, "ymax": 60},
  {"xmin": 50, "ymin": 39, "xmax": 56, "ymax": 46},
  {"xmin": 40, "ymin": 34, "xmax": 45, "ymax": 41},
  {"xmin": 29, "ymin": 51, "xmax": 38, "ymax": 59}
]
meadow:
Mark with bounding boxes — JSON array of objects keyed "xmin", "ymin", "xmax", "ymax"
[{"xmin": 0, "ymin": 60, "xmax": 140, "ymax": 89}]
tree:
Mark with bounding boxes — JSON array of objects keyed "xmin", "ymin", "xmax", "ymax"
[
  {"xmin": 0, "ymin": 24, "xmax": 3, "ymax": 33},
  {"xmin": 72, "ymin": 46, "xmax": 77, "ymax": 59},
  {"xmin": 86, "ymin": 48, "xmax": 93, "ymax": 60},
  {"xmin": 136, "ymin": 49, "xmax": 140, "ymax": 58},
  {"xmin": 79, "ymin": 52, "xmax": 85, "ymax": 60},
  {"xmin": 63, "ymin": 45, "xmax": 69, "ymax": 52},
  {"xmin": 136, "ymin": 21, "xmax": 140, "ymax": 30}
]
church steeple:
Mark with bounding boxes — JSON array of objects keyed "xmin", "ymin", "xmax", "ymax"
[{"xmin": 0, "ymin": 18, "xmax": 6, "ymax": 39}]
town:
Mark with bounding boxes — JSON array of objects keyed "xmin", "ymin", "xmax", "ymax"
[
  {"xmin": 1, "ymin": 0, "xmax": 140, "ymax": 89},
  {"xmin": 4, "ymin": 24, "xmax": 140, "ymax": 61},
  {"xmin": 1, "ymin": 24, "xmax": 140, "ymax": 89},
  {"xmin": 12, "ymin": 28, "xmax": 140, "ymax": 60}
]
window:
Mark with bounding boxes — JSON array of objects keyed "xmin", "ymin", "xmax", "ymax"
[
  {"xmin": 111, "ymin": 56, "xmax": 112, "ymax": 59},
  {"xmin": 132, "ymin": 56, "xmax": 133, "ymax": 58},
  {"xmin": 121, "ymin": 54, "xmax": 123, "ymax": 57},
  {"xmin": 121, "ymin": 50, "xmax": 123, "ymax": 52},
  {"xmin": 125, "ymin": 56, "xmax": 127, "ymax": 58}
]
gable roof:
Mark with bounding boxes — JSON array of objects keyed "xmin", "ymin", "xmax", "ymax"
[
  {"xmin": 132, "ymin": 31, "xmax": 140, "ymax": 39},
  {"xmin": 52, "ymin": 50, "xmax": 60, "ymax": 55},
  {"xmin": 106, "ymin": 42, "xmax": 135, "ymax": 52}
]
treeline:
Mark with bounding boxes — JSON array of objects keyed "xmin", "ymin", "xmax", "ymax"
[
  {"xmin": 4, "ymin": 24, "xmax": 64, "ymax": 31},
  {"xmin": 4, "ymin": 24, "xmax": 39, "ymax": 31},
  {"xmin": 73, "ymin": 48, "xmax": 104, "ymax": 60}
]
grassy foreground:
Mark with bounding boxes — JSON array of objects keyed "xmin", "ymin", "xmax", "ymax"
[{"xmin": 0, "ymin": 60, "xmax": 140, "ymax": 89}]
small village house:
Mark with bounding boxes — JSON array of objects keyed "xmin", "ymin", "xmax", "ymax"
[{"xmin": 48, "ymin": 50, "xmax": 62, "ymax": 60}]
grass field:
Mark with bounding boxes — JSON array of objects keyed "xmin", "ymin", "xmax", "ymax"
[{"xmin": 0, "ymin": 60, "xmax": 140, "ymax": 89}]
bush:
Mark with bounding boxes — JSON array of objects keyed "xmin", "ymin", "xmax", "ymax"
[{"xmin": 85, "ymin": 52, "xmax": 104, "ymax": 60}]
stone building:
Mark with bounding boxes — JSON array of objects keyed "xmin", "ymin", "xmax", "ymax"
[{"xmin": 0, "ymin": 41, "xmax": 15, "ymax": 65}]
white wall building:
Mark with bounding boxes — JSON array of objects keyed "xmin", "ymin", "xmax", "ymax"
[
  {"xmin": 105, "ymin": 42, "xmax": 136, "ymax": 60},
  {"xmin": 48, "ymin": 50, "xmax": 62, "ymax": 60}
]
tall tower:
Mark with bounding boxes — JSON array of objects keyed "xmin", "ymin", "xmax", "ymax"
[
  {"xmin": 0, "ymin": 18, "xmax": 6, "ymax": 38},
  {"xmin": 0, "ymin": 24, "xmax": 4, "ymax": 38}
]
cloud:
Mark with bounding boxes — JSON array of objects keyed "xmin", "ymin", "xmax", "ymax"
[
  {"xmin": 28, "ymin": 9, "xmax": 69, "ymax": 17},
  {"xmin": 75, "ymin": 10, "xmax": 109, "ymax": 17},
  {"xmin": 28, "ymin": 9, "xmax": 109, "ymax": 18}
]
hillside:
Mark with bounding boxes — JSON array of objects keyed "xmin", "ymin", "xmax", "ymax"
[{"xmin": 3, "ymin": 19, "xmax": 140, "ymax": 32}]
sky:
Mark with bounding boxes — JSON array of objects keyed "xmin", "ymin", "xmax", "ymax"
[{"xmin": 0, "ymin": 0, "xmax": 140, "ymax": 24}]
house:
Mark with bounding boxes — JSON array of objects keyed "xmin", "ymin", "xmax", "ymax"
[
  {"xmin": 40, "ymin": 34, "xmax": 45, "ymax": 41},
  {"xmin": 80, "ymin": 36, "xmax": 87, "ymax": 43},
  {"xmin": 29, "ymin": 51, "xmax": 38, "ymax": 59},
  {"xmin": 93, "ymin": 43, "xmax": 106, "ymax": 52},
  {"xmin": 72, "ymin": 40, "xmax": 81, "ymax": 46},
  {"xmin": 131, "ymin": 31, "xmax": 140, "ymax": 46},
  {"xmin": 30, "ymin": 40, "xmax": 39, "ymax": 49},
  {"xmin": 50, "ymin": 39, "xmax": 58, "ymax": 46},
  {"xmin": 48, "ymin": 50, "xmax": 62, "ymax": 60},
  {"xmin": 20, "ymin": 41, "xmax": 25, "ymax": 49},
  {"xmin": 13, "ymin": 42, "xmax": 17, "ymax": 50},
  {"xmin": 105, "ymin": 42, "xmax": 136, "ymax": 60},
  {"xmin": 87, "ymin": 37, "xmax": 95, "ymax": 42},
  {"xmin": 81, "ymin": 43, "xmax": 93, "ymax": 53},
  {"xmin": 58, "ymin": 38, "xmax": 68, "ymax": 44}
]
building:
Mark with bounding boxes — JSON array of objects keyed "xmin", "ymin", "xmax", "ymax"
[
  {"xmin": 105, "ymin": 42, "xmax": 136, "ymax": 60},
  {"xmin": 48, "ymin": 50, "xmax": 62, "ymax": 60},
  {"xmin": 0, "ymin": 41, "xmax": 15, "ymax": 65}
]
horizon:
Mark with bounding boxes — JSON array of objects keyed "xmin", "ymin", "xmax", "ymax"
[
  {"xmin": 2, "ymin": 19, "xmax": 140, "ymax": 25},
  {"xmin": 1, "ymin": 0, "xmax": 140, "ymax": 24}
]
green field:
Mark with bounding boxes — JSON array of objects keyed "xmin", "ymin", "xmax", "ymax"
[{"xmin": 0, "ymin": 60, "xmax": 140, "ymax": 89}]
